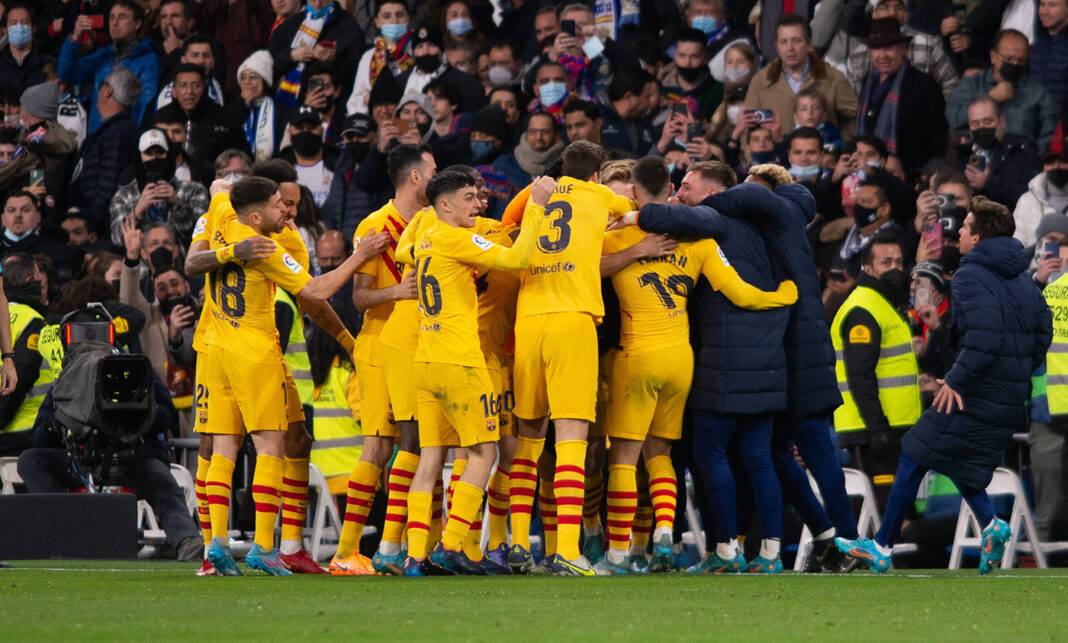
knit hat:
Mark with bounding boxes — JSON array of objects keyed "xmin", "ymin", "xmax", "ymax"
[
  {"xmin": 910, "ymin": 261, "xmax": 945, "ymax": 291},
  {"xmin": 237, "ymin": 50, "xmax": 273, "ymax": 85},
  {"xmin": 470, "ymin": 104, "xmax": 510, "ymax": 142},
  {"xmin": 1035, "ymin": 213, "xmax": 1068, "ymax": 242},
  {"xmin": 20, "ymin": 82, "xmax": 60, "ymax": 120},
  {"xmin": 394, "ymin": 92, "xmax": 432, "ymax": 118}
]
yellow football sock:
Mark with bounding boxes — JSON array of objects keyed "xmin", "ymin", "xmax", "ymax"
[
  {"xmin": 206, "ymin": 454, "xmax": 235, "ymax": 541},
  {"xmin": 447, "ymin": 458, "xmax": 467, "ymax": 514},
  {"xmin": 442, "ymin": 480, "xmax": 482, "ymax": 551},
  {"xmin": 486, "ymin": 465, "xmax": 510, "ymax": 549},
  {"xmin": 463, "ymin": 500, "xmax": 485, "ymax": 561},
  {"xmin": 553, "ymin": 440, "xmax": 587, "ymax": 560},
  {"xmin": 606, "ymin": 463, "xmax": 637, "ymax": 553},
  {"xmin": 280, "ymin": 457, "xmax": 309, "ymax": 544},
  {"xmin": 252, "ymin": 455, "xmax": 284, "ymax": 550},
  {"xmin": 406, "ymin": 491, "xmax": 433, "ymax": 560},
  {"xmin": 632, "ymin": 495, "xmax": 653, "ymax": 551},
  {"xmin": 381, "ymin": 451, "xmax": 419, "ymax": 546},
  {"xmin": 646, "ymin": 455, "xmax": 677, "ymax": 533},
  {"xmin": 508, "ymin": 436, "xmax": 544, "ymax": 549},
  {"xmin": 583, "ymin": 469, "xmax": 604, "ymax": 531},
  {"xmin": 336, "ymin": 461, "xmax": 382, "ymax": 558},
  {"xmin": 428, "ymin": 476, "xmax": 444, "ymax": 551},
  {"xmin": 194, "ymin": 456, "xmax": 212, "ymax": 548},
  {"xmin": 538, "ymin": 485, "xmax": 557, "ymax": 557}
]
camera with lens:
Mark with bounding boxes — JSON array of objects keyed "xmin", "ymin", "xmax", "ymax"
[{"xmin": 52, "ymin": 305, "xmax": 156, "ymax": 489}]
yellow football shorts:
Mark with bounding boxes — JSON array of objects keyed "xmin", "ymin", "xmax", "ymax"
[
  {"xmin": 414, "ymin": 361, "xmax": 499, "ymax": 448},
  {"xmin": 513, "ymin": 312, "xmax": 598, "ymax": 422},
  {"xmin": 605, "ymin": 343, "xmax": 694, "ymax": 442},
  {"xmin": 197, "ymin": 344, "xmax": 287, "ymax": 435},
  {"xmin": 379, "ymin": 342, "xmax": 417, "ymax": 422},
  {"xmin": 355, "ymin": 357, "xmax": 398, "ymax": 438},
  {"xmin": 588, "ymin": 348, "xmax": 616, "ymax": 439}
]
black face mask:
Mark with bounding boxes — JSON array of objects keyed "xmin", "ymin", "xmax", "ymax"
[
  {"xmin": 939, "ymin": 245, "xmax": 961, "ymax": 272},
  {"xmin": 150, "ymin": 246, "xmax": 177, "ymax": 273},
  {"xmin": 877, "ymin": 268, "xmax": 909, "ymax": 307},
  {"xmin": 676, "ymin": 65, "xmax": 706, "ymax": 83},
  {"xmin": 347, "ymin": 140, "xmax": 371, "ymax": 164},
  {"xmin": 1048, "ymin": 168, "xmax": 1068, "ymax": 189},
  {"xmin": 143, "ymin": 157, "xmax": 175, "ymax": 182},
  {"xmin": 853, "ymin": 203, "xmax": 881, "ymax": 228},
  {"xmin": 291, "ymin": 131, "xmax": 323, "ymax": 158},
  {"xmin": 415, "ymin": 54, "xmax": 441, "ymax": 73},
  {"xmin": 319, "ymin": 263, "xmax": 338, "ymax": 274},
  {"xmin": 971, "ymin": 126, "xmax": 998, "ymax": 150},
  {"xmin": 999, "ymin": 61, "xmax": 1026, "ymax": 84},
  {"xmin": 160, "ymin": 295, "xmax": 186, "ymax": 317}
]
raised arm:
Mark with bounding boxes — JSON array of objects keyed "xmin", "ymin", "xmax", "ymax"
[
  {"xmin": 300, "ymin": 230, "xmax": 390, "ymax": 301},
  {"xmin": 184, "ymin": 236, "xmax": 278, "ymax": 277},
  {"xmin": 490, "ymin": 176, "xmax": 556, "ymax": 271}
]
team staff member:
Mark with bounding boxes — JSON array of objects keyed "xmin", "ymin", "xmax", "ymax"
[
  {"xmin": 507, "ymin": 141, "xmax": 637, "ymax": 577},
  {"xmin": 400, "ymin": 171, "xmax": 548, "ymax": 576},
  {"xmin": 831, "ymin": 235, "xmax": 922, "ymax": 509},
  {"xmin": 331, "ymin": 144, "xmax": 432, "ymax": 575}
]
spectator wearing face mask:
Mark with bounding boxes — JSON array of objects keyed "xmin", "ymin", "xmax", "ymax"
[
  {"xmin": 396, "ymin": 27, "xmax": 486, "ymax": 114},
  {"xmin": 322, "ymin": 113, "xmax": 389, "ymax": 240},
  {"xmin": 0, "ymin": 2, "xmax": 55, "ymax": 88},
  {"xmin": 345, "ymin": 1, "xmax": 414, "ymax": 116},
  {"xmin": 1030, "ymin": 0, "xmax": 1068, "ymax": 107},
  {"xmin": 282, "ymin": 106, "xmax": 338, "ymax": 209},
  {"xmin": 658, "ymin": 28, "xmax": 724, "ymax": 121},
  {"xmin": 439, "ymin": 0, "xmax": 488, "ymax": 52},
  {"xmin": 946, "ymin": 29, "xmax": 1060, "ymax": 151},
  {"xmin": 1015, "ymin": 133, "xmax": 1068, "ymax": 249},
  {"xmin": 108, "ymin": 129, "xmax": 210, "ymax": 248},
  {"xmin": 228, "ymin": 50, "xmax": 283, "ymax": 162},
  {"xmin": 491, "ymin": 112, "xmax": 564, "ymax": 219},
  {"xmin": 268, "ymin": 0, "xmax": 363, "ymax": 108},
  {"xmin": 152, "ymin": 104, "xmax": 216, "ymax": 188},
  {"xmin": 0, "ymin": 192, "xmax": 77, "ymax": 284},
  {"xmin": 467, "ymin": 104, "xmax": 514, "ymax": 216},
  {"xmin": 485, "ymin": 41, "xmax": 524, "ymax": 92},
  {"xmin": 955, "ymin": 96, "xmax": 1041, "ymax": 212},
  {"xmin": 300, "ymin": 63, "xmax": 346, "ymax": 147}
]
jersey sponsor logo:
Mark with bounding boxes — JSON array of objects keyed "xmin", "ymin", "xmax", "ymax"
[
  {"xmin": 528, "ymin": 260, "xmax": 574, "ymax": 276},
  {"xmin": 471, "ymin": 234, "xmax": 493, "ymax": 251},
  {"xmin": 717, "ymin": 246, "xmax": 731, "ymax": 267},
  {"xmin": 282, "ymin": 253, "xmax": 301, "ymax": 273},
  {"xmin": 193, "ymin": 217, "xmax": 207, "ymax": 236},
  {"xmin": 848, "ymin": 325, "xmax": 872, "ymax": 344}
]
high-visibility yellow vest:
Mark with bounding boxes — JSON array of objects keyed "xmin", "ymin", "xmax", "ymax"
[
  {"xmin": 276, "ymin": 288, "xmax": 313, "ymax": 404},
  {"xmin": 310, "ymin": 358, "xmax": 363, "ymax": 495},
  {"xmin": 37, "ymin": 322, "xmax": 64, "ymax": 377},
  {"xmin": 831, "ymin": 285, "xmax": 922, "ymax": 432},
  {"xmin": 1043, "ymin": 274, "xmax": 1068, "ymax": 415},
  {"xmin": 7, "ymin": 303, "xmax": 54, "ymax": 432}
]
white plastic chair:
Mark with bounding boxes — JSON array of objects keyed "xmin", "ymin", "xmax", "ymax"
[
  {"xmin": 949, "ymin": 467, "xmax": 1068, "ymax": 569},
  {"xmin": 169, "ymin": 463, "xmax": 197, "ymax": 516},
  {"xmin": 307, "ymin": 463, "xmax": 346, "ymax": 561},
  {"xmin": 0, "ymin": 456, "xmax": 22, "ymax": 494}
]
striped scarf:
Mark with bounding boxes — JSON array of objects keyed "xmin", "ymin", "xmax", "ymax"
[
  {"xmin": 369, "ymin": 32, "xmax": 413, "ymax": 85},
  {"xmin": 276, "ymin": 4, "xmax": 333, "ymax": 108},
  {"xmin": 856, "ymin": 63, "xmax": 906, "ymax": 154}
]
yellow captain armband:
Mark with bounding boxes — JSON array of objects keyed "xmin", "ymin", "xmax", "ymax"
[
  {"xmin": 337, "ymin": 330, "xmax": 356, "ymax": 354},
  {"xmin": 216, "ymin": 245, "xmax": 237, "ymax": 264}
]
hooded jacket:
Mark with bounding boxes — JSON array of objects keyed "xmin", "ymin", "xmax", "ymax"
[{"xmin": 1013, "ymin": 171, "xmax": 1068, "ymax": 249}]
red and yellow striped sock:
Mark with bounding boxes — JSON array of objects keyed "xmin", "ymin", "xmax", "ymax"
[
  {"xmin": 447, "ymin": 458, "xmax": 467, "ymax": 514},
  {"xmin": 538, "ymin": 484, "xmax": 557, "ymax": 557},
  {"xmin": 406, "ymin": 491, "xmax": 433, "ymax": 560},
  {"xmin": 442, "ymin": 480, "xmax": 482, "ymax": 551},
  {"xmin": 206, "ymin": 454, "xmax": 235, "ymax": 541},
  {"xmin": 631, "ymin": 493, "xmax": 654, "ymax": 553},
  {"xmin": 606, "ymin": 463, "xmax": 638, "ymax": 555},
  {"xmin": 194, "ymin": 456, "xmax": 212, "ymax": 548},
  {"xmin": 508, "ymin": 436, "xmax": 544, "ymax": 549},
  {"xmin": 252, "ymin": 455, "xmax": 284, "ymax": 550},
  {"xmin": 486, "ymin": 465, "xmax": 510, "ymax": 549},
  {"xmin": 463, "ymin": 500, "xmax": 485, "ymax": 561},
  {"xmin": 280, "ymin": 457, "xmax": 309, "ymax": 544},
  {"xmin": 428, "ymin": 476, "xmax": 444, "ymax": 551},
  {"xmin": 380, "ymin": 451, "xmax": 419, "ymax": 547},
  {"xmin": 553, "ymin": 440, "xmax": 587, "ymax": 560},
  {"xmin": 646, "ymin": 455, "xmax": 677, "ymax": 534},
  {"xmin": 583, "ymin": 469, "xmax": 604, "ymax": 532},
  {"xmin": 336, "ymin": 461, "xmax": 382, "ymax": 558}
]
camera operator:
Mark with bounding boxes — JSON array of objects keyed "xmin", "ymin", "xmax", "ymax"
[
  {"xmin": 16, "ymin": 358, "xmax": 202, "ymax": 562},
  {"xmin": 0, "ymin": 254, "xmax": 49, "ymax": 453}
]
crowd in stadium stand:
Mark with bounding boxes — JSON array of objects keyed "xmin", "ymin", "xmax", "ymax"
[{"xmin": 0, "ymin": 0, "xmax": 1065, "ymax": 573}]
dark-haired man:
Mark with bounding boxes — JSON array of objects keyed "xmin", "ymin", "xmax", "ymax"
[
  {"xmin": 598, "ymin": 70, "xmax": 656, "ymax": 155},
  {"xmin": 562, "ymin": 100, "xmax": 635, "ymax": 160},
  {"xmin": 167, "ymin": 64, "xmax": 249, "ymax": 166},
  {"xmin": 156, "ymin": 34, "xmax": 227, "ymax": 111},
  {"xmin": 838, "ymin": 197, "xmax": 1052, "ymax": 574}
]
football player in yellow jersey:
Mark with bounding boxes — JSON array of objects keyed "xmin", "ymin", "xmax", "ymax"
[
  {"xmin": 594, "ymin": 156, "xmax": 798, "ymax": 575},
  {"xmin": 396, "ymin": 170, "xmax": 550, "ymax": 576},
  {"xmin": 332, "ymin": 144, "xmax": 434, "ymax": 575},
  {"xmin": 188, "ymin": 177, "xmax": 387, "ymax": 576},
  {"xmin": 508, "ymin": 141, "xmax": 636, "ymax": 576}
]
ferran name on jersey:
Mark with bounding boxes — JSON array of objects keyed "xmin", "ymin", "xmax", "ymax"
[{"xmin": 636, "ymin": 253, "xmax": 688, "ymax": 268}]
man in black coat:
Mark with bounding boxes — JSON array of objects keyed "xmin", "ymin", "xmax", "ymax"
[
  {"xmin": 837, "ymin": 196, "xmax": 1052, "ymax": 575},
  {"xmin": 163, "ymin": 64, "xmax": 250, "ymax": 167},
  {"xmin": 854, "ymin": 18, "xmax": 947, "ymax": 176}
]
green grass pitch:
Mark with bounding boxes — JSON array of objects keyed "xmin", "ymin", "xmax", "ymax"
[{"xmin": 2, "ymin": 561, "xmax": 1066, "ymax": 640}]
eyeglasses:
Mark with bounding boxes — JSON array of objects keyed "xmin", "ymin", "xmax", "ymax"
[{"xmin": 995, "ymin": 51, "xmax": 1026, "ymax": 65}]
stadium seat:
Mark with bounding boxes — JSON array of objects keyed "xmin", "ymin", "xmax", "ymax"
[
  {"xmin": 949, "ymin": 467, "xmax": 1068, "ymax": 569},
  {"xmin": 0, "ymin": 456, "xmax": 22, "ymax": 494},
  {"xmin": 307, "ymin": 463, "xmax": 345, "ymax": 561}
]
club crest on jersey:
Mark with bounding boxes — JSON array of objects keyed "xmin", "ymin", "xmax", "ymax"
[
  {"xmin": 352, "ymin": 236, "xmax": 360, "ymax": 250},
  {"xmin": 282, "ymin": 253, "xmax": 301, "ymax": 273},
  {"xmin": 471, "ymin": 234, "xmax": 492, "ymax": 251}
]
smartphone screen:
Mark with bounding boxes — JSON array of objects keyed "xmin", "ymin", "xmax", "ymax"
[
  {"xmin": 89, "ymin": 14, "xmax": 104, "ymax": 29},
  {"xmin": 319, "ymin": 40, "xmax": 336, "ymax": 50},
  {"xmin": 561, "ymin": 19, "xmax": 576, "ymax": 36},
  {"xmin": 393, "ymin": 118, "xmax": 411, "ymax": 134},
  {"xmin": 923, "ymin": 223, "xmax": 943, "ymax": 258},
  {"xmin": 686, "ymin": 122, "xmax": 703, "ymax": 142},
  {"xmin": 1045, "ymin": 240, "xmax": 1060, "ymax": 257}
]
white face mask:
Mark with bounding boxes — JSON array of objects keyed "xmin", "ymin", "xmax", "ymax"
[
  {"xmin": 727, "ymin": 105, "xmax": 742, "ymax": 125},
  {"xmin": 724, "ymin": 66, "xmax": 751, "ymax": 83},
  {"xmin": 488, "ymin": 66, "xmax": 516, "ymax": 87}
]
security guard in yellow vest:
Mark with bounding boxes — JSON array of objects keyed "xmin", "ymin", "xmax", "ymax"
[
  {"xmin": 0, "ymin": 255, "xmax": 51, "ymax": 438},
  {"xmin": 1033, "ymin": 267, "xmax": 1068, "ymax": 540},
  {"xmin": 276, "ymin": 287, "xmax": 313, "ymax": 404},
  {"xmin": 310, "ymin": 355, "xmax": 363, "ymax": 496},
  {"xmin": 831, "ymin": 236, "xmax": 922, "ymax": 508}
]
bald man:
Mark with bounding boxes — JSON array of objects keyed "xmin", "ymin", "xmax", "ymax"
[{"xmin": 316, "ymin": 230, "xmax": 362, "ymax": 333}]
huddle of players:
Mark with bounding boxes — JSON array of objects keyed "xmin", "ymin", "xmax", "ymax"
[{"xmin": 188, "ymin": 141, "xmax": 797, "ymax": 577}]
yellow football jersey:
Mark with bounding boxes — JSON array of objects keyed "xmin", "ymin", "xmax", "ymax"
[
  {"xmin": 352, "ymin": 201, "xmax": 411, "ymax": 366},
  {"xmin": 413, "ymin": 218, "xmax": 520, "ymax": 367},
  {"xmin": 379, "ymin": 207, "xmax": 433, "ymax": 355},
  {"xmin": 602, "ymin": 227, "xmax": 739, "ymax": 355},
  {"xmin": 475, "ymin": 219, "xmax": 519, "ymax": 366},
  {"xmin": 204, "ymin": 217, "xmax": 311, "ymax": 363},
  {"xmin": 517, "ymin": 176, "xmax": 634, "ymax": 320}
]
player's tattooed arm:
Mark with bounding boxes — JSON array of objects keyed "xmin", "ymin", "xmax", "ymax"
[
  {"xmin": 184, "ymin": 237, "xmax": 277, "ymax": 277},
  {"xmin": 297, "ymin": 292, "xmax": 353, "ymax": 351},
  {"xmin": 600, "ymin": 233, "xmax": 679, "ymax": 277}
]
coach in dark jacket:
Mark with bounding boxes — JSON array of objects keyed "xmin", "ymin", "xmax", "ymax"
[
  {"xmin": 636, "ymin": 165, "xmax": 791, "ymax": 567},
  {"xmin": 698, "ymin": 177, "xmax": 859, "ymax": 555},
  {"xmin": 838, "ymin": 197, "xmax": 1053, "ymax": 571}
]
